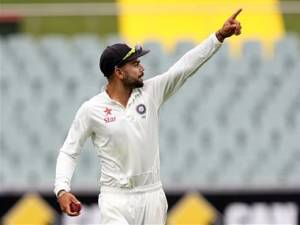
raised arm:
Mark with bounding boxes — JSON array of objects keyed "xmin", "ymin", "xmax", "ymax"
[{"xmin": 144, "ymin": 8, "xmax": 242, "ymax": 108}]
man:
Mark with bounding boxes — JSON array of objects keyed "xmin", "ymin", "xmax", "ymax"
[{"xmin": 55, "ymin": 8, "xmax": 242, "ymax": 224}]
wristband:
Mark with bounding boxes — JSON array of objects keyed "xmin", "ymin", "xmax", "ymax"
[
  {"xmin": 57, "ymin": 190, "xmax": 67, "ymax": 199},
  {"xmin": 218, "ymin": 29, "xmax": 226, "ymax": 39}
]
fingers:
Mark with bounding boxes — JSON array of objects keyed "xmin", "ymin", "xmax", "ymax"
[
  {"xmin": 66, "ymin": 204, "xmax": 81, "ymax": 217},
  {"xmin": 235, "ymin": 28, "xmax": 241, "ymax": 35},
  {"xmin": 230, "ymin": 8, "xmax": 242, "ymax": 20},
  {"xmin": 70, "ymin": 195, "xmax": 81, "ymax": 205},
  {"xmin": 70, "ymin": 196, "xmax": 82, "ymax": 215},
  {"xmin": 58, "ymin": 193, "xmax": 81, "ymax": 217},
  {"xmin": 235, "ymin": 22, "xmax": 242, "ymax": 35},
  {"xmin": 230, "ymin": 21, "xmax": 242, "ymax": 35},
  {"xmin": 61, "ymin": 203, "xmax": 81, "ymax": 216}
]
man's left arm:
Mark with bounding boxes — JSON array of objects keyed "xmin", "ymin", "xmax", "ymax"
[{"xmin": 144, "ymin": 8, "xmax": 242, "ymax": 108}]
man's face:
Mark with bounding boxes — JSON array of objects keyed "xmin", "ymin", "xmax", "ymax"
[{"xmin": 119, "ymin": 59, "xmax": 145, "ymax": 88}]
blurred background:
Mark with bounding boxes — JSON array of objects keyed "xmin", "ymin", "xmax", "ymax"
[{"xmin": 0, "ymin": 0, "xmax": 299, "ymax": 224}]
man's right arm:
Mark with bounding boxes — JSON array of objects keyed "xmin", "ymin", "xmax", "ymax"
[{"xmin": 54, "ymin": 102, "xmax": 92, "ymax": 215}]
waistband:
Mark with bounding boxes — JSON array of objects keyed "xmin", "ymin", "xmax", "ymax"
[{"xmin": 100, "ymin": 181, "xmax": 162, "ymax": 194}]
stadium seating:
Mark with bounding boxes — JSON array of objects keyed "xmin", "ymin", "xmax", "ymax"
[{"xmin": 0, "ymin": 34, "xmax": 299, "ymax": 192}]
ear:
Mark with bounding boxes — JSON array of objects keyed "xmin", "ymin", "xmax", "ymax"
[{"xmin": 114, "ymin": 67, "xmax": 124, "ymax": 80}]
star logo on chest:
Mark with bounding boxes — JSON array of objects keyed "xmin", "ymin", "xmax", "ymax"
[
  {"xmin": 103, "ymin": 107, "xmax": 116, "ymax": 123},
  {"xmin": 104, "ymin": 107, "xmax": 112, "ymax": 116}
]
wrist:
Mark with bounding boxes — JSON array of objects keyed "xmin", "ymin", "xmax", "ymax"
[
  {"xmin": 216, "ymin": 29, "xmax": 225, "ymax": 43},
  {"xmin": 57, "ymin": 190, "xmax": 67, "ymax": 199}
]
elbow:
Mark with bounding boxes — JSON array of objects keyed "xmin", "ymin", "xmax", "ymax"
[{"xmin": 59, "ymin": 149, "xmax": 80, "ymax": 160}]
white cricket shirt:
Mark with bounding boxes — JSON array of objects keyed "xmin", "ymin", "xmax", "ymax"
[{"xmin": 54, "ymin": 34, "xmax": 222, "ymax": 195}]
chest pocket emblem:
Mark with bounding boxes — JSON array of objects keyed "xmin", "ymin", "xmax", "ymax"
[
  {"xmin": 104, "ymin": 107, "xmax": 116, "ymax": 123},
  {"xmin": 136, "ymin": 104, "xmax": 146, "ymax": 115}
]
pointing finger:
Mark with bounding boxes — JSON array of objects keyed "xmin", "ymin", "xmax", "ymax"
[{"xmin": 230, "ymin": 8, "xmax": 242, "ymax": 20}]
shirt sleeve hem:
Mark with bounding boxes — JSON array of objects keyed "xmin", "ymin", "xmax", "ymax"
[
  {"xmin": 211, "ymin": 33, "xmax": 223, "ymax": 45},
  {"xmin": 54, "ymin": 185, "xmax": 71, "ymax": 197}
]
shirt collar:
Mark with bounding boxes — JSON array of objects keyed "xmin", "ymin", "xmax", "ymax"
[{"xmin": 101, "ymin": 85, "xmax": 141, "ymax": 106}]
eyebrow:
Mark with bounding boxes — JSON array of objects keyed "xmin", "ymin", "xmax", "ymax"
[{"xmin": 130, "ymin": 60, "xmax": 140, "ymax": 64}]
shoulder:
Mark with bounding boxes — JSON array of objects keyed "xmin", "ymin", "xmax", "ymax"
[
  {"xmin": 142, "ymin": 74, "xmax": 166, "ymax": 93},
  {"xmin": 84, "ymin": 92, "xmax": 106, "ymax": 107},
  {"xmin": 77, "ymin": 92, "xmax": 105, "ymax": 115},
  {"xmin": 142, "ymin": 76, "xmax": 159, "ymax": 90}
]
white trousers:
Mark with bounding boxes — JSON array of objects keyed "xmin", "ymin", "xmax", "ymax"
[{"xmin": 98, "ymin": 183, "xmax": 168, "ymax": 225}]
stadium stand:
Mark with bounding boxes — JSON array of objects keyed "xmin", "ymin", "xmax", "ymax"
[{"xmin": 0, "ymin": 34, "xmax": 299, "ymax": 192}]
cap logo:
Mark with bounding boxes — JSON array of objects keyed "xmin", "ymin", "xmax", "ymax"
[{"xmin": 122, "ymin": 47, "xmax": 136, "ymax": 61}]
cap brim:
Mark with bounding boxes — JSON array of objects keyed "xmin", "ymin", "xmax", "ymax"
[{"xmin": 124, "ymin": 49, "xmax": 150, "ymax": 63}]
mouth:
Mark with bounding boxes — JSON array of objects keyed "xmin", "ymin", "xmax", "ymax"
[{"xmin": 138, "ymin": 73, "xmax": 144, "ymax": 79}]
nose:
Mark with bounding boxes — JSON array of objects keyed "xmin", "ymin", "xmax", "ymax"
[{"xmin": 139, "ymin": 63, "xmax": 144, "ymax": 72}]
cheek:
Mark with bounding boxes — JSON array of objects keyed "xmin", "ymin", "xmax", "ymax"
[
  {"xmin": 123, "ymin": 73, "xmax": 135, "ymax": 83},
  {"xmin": 126, "ymin": 69, "xmax": 140, "ymax": 79}
]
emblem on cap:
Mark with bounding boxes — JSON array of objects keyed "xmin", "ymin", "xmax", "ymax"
[{"xmin": 136, "ymin": 104, "xmax": 146, "ymax": 114}]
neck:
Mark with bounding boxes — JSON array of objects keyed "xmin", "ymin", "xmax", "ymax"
[{"xmin": 106, "ymin": 80, "xmax": 132, "ymax": 107}]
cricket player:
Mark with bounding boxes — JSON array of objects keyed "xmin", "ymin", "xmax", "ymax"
[{"xmin": 55, "ymin": 9, "xmax": 242, "ymax": 224}]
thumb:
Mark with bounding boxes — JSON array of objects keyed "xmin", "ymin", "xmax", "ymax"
[{"xmin": 71, "ymin": 196, "xmax": 81, "ymax": 205}]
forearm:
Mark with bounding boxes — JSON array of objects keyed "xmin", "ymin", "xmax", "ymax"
[
  {"xmin": 145, "ymin": 33, "xmax": 222, "ymax": 106},
  {"xmin": 54, "ymin": 151, "xmax": 78, "ymax": 196},
  {"xmin": 170, "ymin": 7, "xmax": 243, "ymax": 76},
  {"xmin": 161, "ymin": 33, "xmax": 222, "ymax": 95},
  {"xmin": 53, "ymin": 102, "xmax": 92, "ymax": 196},
  {"xmin": 169, "ymin": 33, "xmax": 222, "ymax": 77}
]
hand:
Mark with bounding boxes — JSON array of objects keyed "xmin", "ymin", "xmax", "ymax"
[
  {"xmin": 57, "ymin": 191, "xmax": 82, "ymax": 216},
  {"xmin": 216, "ymin": 8, "xmax": 242, "ymax": 42}
]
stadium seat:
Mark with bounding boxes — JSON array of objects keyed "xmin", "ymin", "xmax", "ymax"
[
  {"xmin": 1, "ymin": 34, "xmax": 300, "ymax": 191},
  {"xmin": 241, "ymin": 40, "xmax": 263, "ymax": 68},
  {"xmin": 143, "ymin": 41, "xmax": 170, "ymax": 76},
  {"xmin": 171, "ymin": 40, "xmax": 196, "ymax": 62}
]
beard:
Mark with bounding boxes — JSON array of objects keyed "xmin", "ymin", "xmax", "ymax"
[{"xmin": 123, "ymin": 73, "xmax": 144, "ymax": 89}]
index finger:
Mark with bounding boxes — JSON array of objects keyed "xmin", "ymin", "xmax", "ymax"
[{"xmin": 230, "ymin": 8, "xmax": 242, "ymax": 19}]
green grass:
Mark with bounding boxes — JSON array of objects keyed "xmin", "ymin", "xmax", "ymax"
[
  {"xmin": 22, "ymin": 16, "xmax": 118, "ymax": 36},
  {"xmin": 2, "ymin": 0, "xmax": 300, "ymax": 37},
  {"xmin": 282, "ymin": 14, "xmax": 300, "ymax": 35},
  {"xmin": 281, "ymin": 0, "xmax": 300, "ymax": 35},
  {"xmin": 2, "ymin": 0, "xmax": 118, "ymax": 36}
]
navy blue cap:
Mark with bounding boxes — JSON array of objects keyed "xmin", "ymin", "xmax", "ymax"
[{"xmin": 99, "ymin": 43, "xmax": 150, "ymax": 78}]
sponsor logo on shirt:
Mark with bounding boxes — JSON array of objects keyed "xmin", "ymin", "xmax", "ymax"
[{"xmin": 104, "ymin": 107, "xmax": 116, "ymax": 123}]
